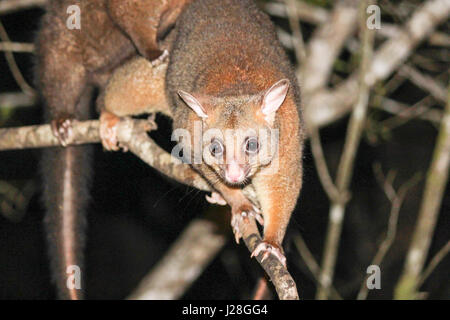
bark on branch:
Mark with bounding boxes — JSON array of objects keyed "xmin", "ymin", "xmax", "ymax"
[
  {"xmin": 0, "ymin": 117, "xmax": 299, "ymax": 300},
  {"xmin": 127, "ymin": 219, "xmax": 226, "ymax": 300},
  {"xmin": 395, "ymin": 86, "xmax": 450, "ymax": 299}
]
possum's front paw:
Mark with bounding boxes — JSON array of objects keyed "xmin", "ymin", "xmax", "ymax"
[
  {"xmin": 230, "ymin": 200, "xmax": 263, "ymax": 244},
  {"xmin": 99, "ymin": 110, "xmax": 120, "ymax": 151},
  {"xmin": 51, "ymin": 116, "xmax": 75, "ymax": 147},
  {"xmin": 251, "ymin": 241, "xmax": 287, "ymax": 267}
]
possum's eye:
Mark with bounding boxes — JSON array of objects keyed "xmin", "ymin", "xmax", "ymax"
[
  {"xmin": 209, "ymin": 139, "xmax": 224, "ymax": 157},
  {"xmin": 244, "ymin": 137, "xmax": 259, "ymax": 155}
]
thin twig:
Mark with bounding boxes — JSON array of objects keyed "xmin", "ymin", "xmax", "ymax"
[
  {"xmin": 263, "ymin": 1, "xmax": 329, "ymax": 25},
  {"xmin": 0, "ymin": 92, "xmax": 37, "ymax": 109},
  {"xmin": 0, "ymin": 41, "xmax": 34, "ymax": 52},
  {"xmin": 275, "ymin": 27, "xmax": 295, "ymax": 50},
  {"xmin": 381, "ymin": 95, "xmax": 435, "ymax": 130},
  {"xmin": 305, "ymin": 0, "xmax": 450, "ymax": 129},
  {"xmin": 316, "ymin": 0, "xmax": 375, "ymax": 300},
  {"xmin": 357, "ymin": 164, "xmax": 421, "ymax": 299},
  {"xmin": 266, "ymin": 2, "xmax": 448, "ymax": 46},
  {"xmin": 416, "ymin": 240, "xmax": 450, "ymax": 289},
  {"xmin": 0, "ymin": 0, "xmax": 46, "ymax": 15},
  {"xmin": 287, "ymin": 0, "xmax": 345, "ymax": 203},
  {"xmin": 399, "ymin": 65, "xmax": 447, "ymax": 104},
  {"xmin": 284, "ymin": 0, "xmax": 306, "ymax": 63},
  {"xmin": 292, "ymin": 232, "xmax": 342, "ymax": 300},
  {"xmin": 373, "ymin": 95, "xmax": 442, "ymax": 125},
  {"xmin": 308, "ymin": 125, "xmax": 343, "ymax": 202},
  {"xmin": 395, "ymin": 85, "xmax": 450, "ymax": 299},
  {"xmin": 0, "ymin": 179, "xmax": 36, "ymax": 222},
  {"xmin": 0, "ymin": 20, "xmax": 35, "ymax": 95}
]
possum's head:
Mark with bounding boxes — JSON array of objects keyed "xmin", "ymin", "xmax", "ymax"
[{"xmin": 177, "ymin": 79, "xmax": 289, "ymax": 186}]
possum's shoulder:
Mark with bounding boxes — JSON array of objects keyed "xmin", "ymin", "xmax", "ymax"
[{"xmin": 178, "ymin": 0, "xmax": 274, "ymax": 31}]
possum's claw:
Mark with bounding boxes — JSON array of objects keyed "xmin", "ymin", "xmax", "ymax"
[
  {"xmin": 251, "ymin": 242, "xmax": 287, "ymax": 267},
  {"xmin": 230, "ymin": 203, "xmax": 263, "ymax": 244},
  {"xmin": 51, "ymin": 117, "xmax": 75, "ymax": 147},
  {"xmin": 231, "ymin": 213, "xmax": 245, "ymax": 244},
  {"xmin": 145, "ymin": 113, "xmax": 158, "ymax": 131},
  {"xmin": 252, "ymin": 206, "xmax": 264, "ymax": 226},
  {"xmin": 205, "ymin": 192, "xmax": 227, "ymax": 206},
  {"xmin": 151, "ymin": 49, "xmax": 169, "ymax": 67}
]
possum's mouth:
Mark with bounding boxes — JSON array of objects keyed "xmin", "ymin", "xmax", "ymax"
[{"xmin": 221, "ymin": 165, "xmax": 252, "ymax": 186}]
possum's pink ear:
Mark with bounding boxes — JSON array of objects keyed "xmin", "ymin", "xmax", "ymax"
[
  {"xmin": 261, "ymin": 79, "xmax": 290, "ymax": 119},
  {"xmin": 178, "ymin": 90, "xmax": 208, "ymax": 119}
]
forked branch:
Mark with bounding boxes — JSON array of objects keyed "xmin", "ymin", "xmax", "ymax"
[{"xmin": 0, "ymin": 117, "xmax": 299, "ymax": 300}]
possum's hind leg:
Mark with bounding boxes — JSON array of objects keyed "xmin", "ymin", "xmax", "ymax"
[
  {"xmin": 107, "ymin": 0, "xmax": 163, "ymax": 60},
  {"xmin": 98, "ymin": 56, "xmax": 171, "ymax": 150},
  {"xmin": 36, "ymin": 18, "xmax": 89, "ymax": 146},
  {"xmin": 107, "ymin": 0, "xmax": 192, "ymax": 60}
]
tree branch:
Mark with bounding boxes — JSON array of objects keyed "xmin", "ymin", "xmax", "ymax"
[
  {"xmin": 0, "ymin": 0, "xmax": 46, "ymax": 15},
  {"xmin": 305, "ymin": 0, "xmax": 450, "ymax": 129},
  {"xmin": 398, "ymin": 64, "xmax": 447, "ymax": 104},
  {"xmin": 372, "ymin": 95, "xmax": 443, "ymax": 125},
  {"xmin": 292, "ymin": 232, "xmax": 342, "ymax": 300},
  {"xmin": 395, "ymin": 85, "xmax": 450, "ymax": 299},
  {"xmin": 300, "ymin": 0, "xmax": 359, "ymax": 94},
  {"xmin": 357, "ymin": 165, "xmax": 421, "ymax": 300},
  {"xmin": 127, "ymin": 219, "xmax": 226, "ymax": 300},
  {"xmin": 316, "ymin": 0, "xmax": 375, "ymax": 300},
  {"xmin": 0, "ymin": 117, "xmax": 299, "ymax": 300},
  {"xmin": 0, "ymin": 20, "xmax": 35, "ymax": 95},
  {"xmin": 263, "ymin": 1, "xmax": 329, "ymax": 25},
  {"xmin": 0, "ymin": 41, "xmax": 34, "ymax": 52},
  {"xmin": 0, "ymin": 92, "xmax": 36, "ymax": 109},
  {"xmin": 283, "ymin": 0, "xmax": 306, "ymax": 63},
  {"xmin": 416, "ymin": 240, "xmax": 450, "ymax": 289},
  {"xmin": 266, "ymin": 2, "xmax": 448, "ymax": 46}
]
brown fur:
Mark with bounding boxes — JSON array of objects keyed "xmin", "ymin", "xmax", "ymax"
[
  {"xmin": 36, "ymin": 0, "xmax": 191, "ymax": 299},
  {"xmin": 100, "ymin": 57, "xmax": 171, "ymax": 117},
  {"xmin": 103, "ymin": 0, "xmax": 304, "ymax": 254},
  {"xmin": 108, "ymin": 0, "xmax": 192, "ymax": 60},
  {"xmin": 167, "ymin": 0, "xmax": 304, "ymax": 249}
]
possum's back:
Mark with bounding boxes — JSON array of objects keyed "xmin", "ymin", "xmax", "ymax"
[{"xmin": 166, "ymin": 0, "xmax": 300, "ymax": 114}]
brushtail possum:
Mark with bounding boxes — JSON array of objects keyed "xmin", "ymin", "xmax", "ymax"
[
  {"xmin": 101, "ymin": 0, "xmax": 304, "ymax": 266},
  {"xmin": 36, "ymin": 0, "xmax": 191, "ymax": 299}
]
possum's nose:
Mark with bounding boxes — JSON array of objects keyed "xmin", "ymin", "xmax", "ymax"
[{"xmin": 225, "ymin": 160, "xmax": 245, "ymax": 183}]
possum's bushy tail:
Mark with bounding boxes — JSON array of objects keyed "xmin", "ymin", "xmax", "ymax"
[{"xmin": 41, "ymin": 142, "xmax": 92, "ymax": 299}]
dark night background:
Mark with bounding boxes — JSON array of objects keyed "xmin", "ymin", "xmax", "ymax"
[{"xmin": 0, "ymin": 0, "xmax": 449, "ymax": 299}]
